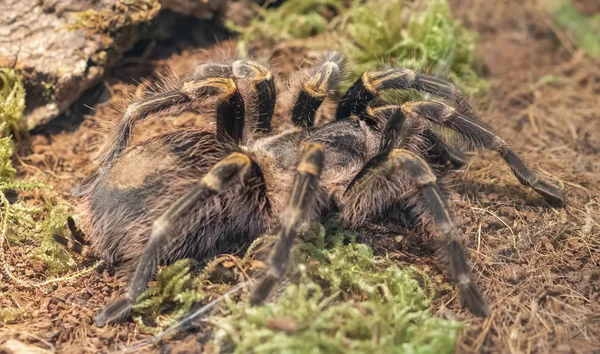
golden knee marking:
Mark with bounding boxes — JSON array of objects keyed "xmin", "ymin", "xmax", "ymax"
[
  {"xmin": 365, "ymin": 69, "xmax": 415, "ymax": 93},
  {"xmin": 202, "ymin": 153, "xmax": 252, "ymax": 190},
  {"xmin": 233, "ymin": 60, "xmax": 272, "ymax": 82},
  {"xmin": 391, "ymin": 149, "xmax": 437, "ymax": 185},
  {"xmin": 361, "ymin": 72, "xmax": 377, "ymax": 95},
  {"xmin": 182, "ymin": 77, "xmax": 237, "ymax": 97},
  {"xmin": 304, "ymin": 63, "xmax": 337, "ymax": 98},
  {"xmin": 429, "ymin": 186, "xmax": 454, "ymax": 227},
  {"xmin": 402, "ymin": 101, "xmax": 457, "ymax": 122},
  {"xmin": 296, "ymin": 143, "xmax": 325, "ymax": 175},
  {"xmin": 371, "ymin": 72, "xmax": 410, "ymax": 88}
]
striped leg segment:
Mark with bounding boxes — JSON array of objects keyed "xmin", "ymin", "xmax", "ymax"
[
  {"xmin": 360, "ymin": 104, "xmax": 469, "ymax": 168},
  {"xmin": 292, "ymin": 52, "xmax": 345, "ymax": 128},
  {"xmin": 336, "ymin": 68, "xmax": 467, "ymax": 121},
  {"xmin": 95, "ymin": 152, "xmax": 262, "ymax": 327},
  {"xmin": 233, "ymin": 60, "xmax": 276, "ymax": 133},
  {"xmin": 52, "ymin": 217, "xmax": 94, "ymax": 258},
  {"xmin": 250, "ymin": 143, "xmax": 325, "ymax": 305},
  {"xmin": 401, "ymin": 101, "xmax": 565, "ymax": 206},
  {"xmin": 101, "ymin": 77, "xmax": 245, "ymax": 167},
  {"xmin": 345, "ymin": 148, "xmax": 490, "ymax": 317}
]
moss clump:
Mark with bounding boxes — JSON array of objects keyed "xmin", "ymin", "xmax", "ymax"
[
  {"xmin": 0, "ymin": 69, "xmax": 25, "ymax": 137},
  {"xmin": 334, "ymin": 0, "xmax": 485, "ymax": 95},
  {"xmin": 233, "ymin": 0, "xmax": 486, "ymax": 96},
  {"xmin": 548, "ymin": 0, "xmax": 600, "ymax": 57},
  {"xmin": 132, "ymin": 259, "xmax": 205, "ymax": 332},
  {"xmin": 0, "ymin": 69, "xmax": 75, "ymax": 276},
  {"xmin": 66, "ymin": 0, "xmax": 161, "ymax": 49},
  {"xmin": 210, "ymin": 220, "xmax": 462, "ymax": 353},
  {"xmin": 229, "ymin": 0, "xmax": 343, "ymax": 45},
  {"xmin": 67, "ymin": 0, "xmax": 161, "ymax": 35}
]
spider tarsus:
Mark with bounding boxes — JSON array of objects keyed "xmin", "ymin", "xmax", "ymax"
[
  {"xmin": 292, "ymin": 52, "xmax": 344, "ymax": 127},
  {"xmin": 447, "ymin": 240, "xmax": 490, "ymax": 317},
  {"xmin": 458, "ymin": 281, "xmax": 491, "ymax": 317},
  {"xmin": 249, "ymin": 271, "xmax": 278, "ymax": 306},
  {"xmin": 95, "ymin": 297, "xmax": 133, "ymax": 327},
  {"xmin": 533, "ymin": 180, "xmax": 565, "ymax": 207}
]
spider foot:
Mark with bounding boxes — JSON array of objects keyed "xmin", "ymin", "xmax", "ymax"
[
  {"xmin": 95, "ymin": 297, "xmax": 133, "ymax": 327},
  {"xmin": 249, "ymin": 272, "xmax": 279, "ymax": 306},
  {"xmin": 532, "ymin": 180, "xmax": 565, "ymax": 207},
  {"xmin": 458, "ymin": 281, "xmax": 491, "ymax": 317}
]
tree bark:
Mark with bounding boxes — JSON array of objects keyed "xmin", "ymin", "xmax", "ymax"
[{"xmin": 0, "ymin": 0, "xmax": 227, "ymax": 130}]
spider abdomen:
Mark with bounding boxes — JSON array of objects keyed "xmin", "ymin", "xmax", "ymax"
[{"xmin": 83, "ymin": 130, "xmax": 269, "ymax": 275}]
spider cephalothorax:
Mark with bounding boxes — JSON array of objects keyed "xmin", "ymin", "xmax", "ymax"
[{"xmin": 63, "ymin": 51, "xmax": 564, "ymax": 327}]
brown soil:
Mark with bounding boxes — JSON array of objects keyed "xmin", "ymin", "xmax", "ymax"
[{"xmin": 1, "ymin": 1, "xmax": 599, "ymax": 353}]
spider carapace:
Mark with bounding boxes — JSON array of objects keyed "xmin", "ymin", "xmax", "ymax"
[{"xmin": 60, "ymin": 52, "xmax": 565, "ymax": 326}]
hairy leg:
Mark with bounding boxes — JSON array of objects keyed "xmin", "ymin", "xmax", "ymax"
[
  {"xmin": 291, "ymin": 52, "xmax": 346, "ymax": 127},
  {"xmin": 95, "ymin": 152, "xmax": 264, "ymax": 327},
  {"xmin": 401, "ymin": 100, "xmax": 564, "ymax": 206},
  {"xmin": 249, "ymin": 143, "xmax": 325, "ymax": 305},
  {"xmin": 345, "ymin": 147, "xmax": 490, "ymax": 317}
]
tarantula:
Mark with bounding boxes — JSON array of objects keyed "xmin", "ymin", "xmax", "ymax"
[{"xmin": 61, "ymin": 51, "xmax": 565, "ymax": 327}]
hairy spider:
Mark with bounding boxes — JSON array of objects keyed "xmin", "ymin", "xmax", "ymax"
[{"xmin": 60, "ymin": 51, "xmax": 565, "ymax": 327}]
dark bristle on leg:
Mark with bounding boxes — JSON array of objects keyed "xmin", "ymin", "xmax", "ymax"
[
  {"xmin": 291, "ymin": 52, "xmax": 345, "ymax": 127},
  {"xmin": 391, "ymin": 149, "xmax": 489, "ymax": 316},
  {"xmin": 232, "ymin": 60, "xmax": 276, "ymax": 133},
  {"xmin": 52, "ymin": 234, "xmax": 85, "ymax": 254},
  {"xmin": 250, "ymin": 143, "xmax": 325, "ymax": 305},
  {"xmin": 101, "ymin": 76, "xmax": 251, "ymax": 168},
  {"xmin": 401, "ymin": 100, "xmax": 565, "ymax": 206},
  {"xmin": 345, "ymin": 146, "xmax": 490, "ymax": 317},
  {"xmin": 67, "ymin": 216, "xmax": 87, "ymax": 245},
  {"xmin": 335, "ymin": 67, "xmax": 470, "ymax": 121},
  {"xmin": 95, "ymin": 152, "xmax": 262, "ymax": 327}
]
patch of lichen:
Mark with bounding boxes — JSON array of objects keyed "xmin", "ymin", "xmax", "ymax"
[
  {"xmin": 232, "ymin": 0, "xmax": 486, "ymax": 96},
  {"xmin": 66, "ymin": 0, "xmax": 161, "ymax": 47},
  {"xmin": 209, "ymin": 220, "xmax": 462, "ymax": 353}
]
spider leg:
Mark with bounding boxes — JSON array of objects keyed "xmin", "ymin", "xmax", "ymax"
[
  {"xmin": 345, "ymin": 144, "xmax": 490, "ymax": 317},
  {"xmin": 232, "ymin": 60, "xmax": 276, "ymax": 133},
  {"xmin": 336, "ymin": 68, "xmax": 468, "ymax": 121},
  {"xmin": 292, "ymin": 52, "xmax": 345, "ymax": 127},
  {"xmin": 101, "ymin": 77, "xmax": 245, "ymax": 167},
  {"xmin": 249, "ymin": 143, "xmax": 325, "ymax": 305},
  {"xmin": 95, "ymin": 152, "xmax": 262, "ymax": 327},
  {"xmin": 401, "ymin": 100, "xmax": 565, "ymax": 206},
  {"xmin": 361, "ymin": 104, "xmax": 469, "ymax": 168}
]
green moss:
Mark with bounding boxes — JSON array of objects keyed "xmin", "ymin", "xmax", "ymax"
[
  {"xmin": 0, "ymin": 69, "xmax": 75, "ymax": 276},
  {"xmin": 132, "ymin": 259, "xmax": 205, "ymax": 332},
  {"xmin": 548, "ymin": 0, "xmax": 600, "ymax": 57},
  {"xmin": 210, "ymin": 220, "xmax": 462, "ymax": 353},
  {"xmin": 228, "ymin": 0, "xmax": 343, "ymax": 46},
  {"xmin": 232, "ymin": 0, "xmax": 486, "ymax": 96},
  {"xmin": 333, "ymin": 0, "xmax": 486, "ymax": 95},
  {"xmin": 0, "ymin": 69, "xmax": 25, "ymax": 137}
]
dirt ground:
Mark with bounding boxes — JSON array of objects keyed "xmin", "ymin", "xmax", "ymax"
[{"xmin": 1, "ymin": 0, "xmax": 599, "ymax": 353}]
